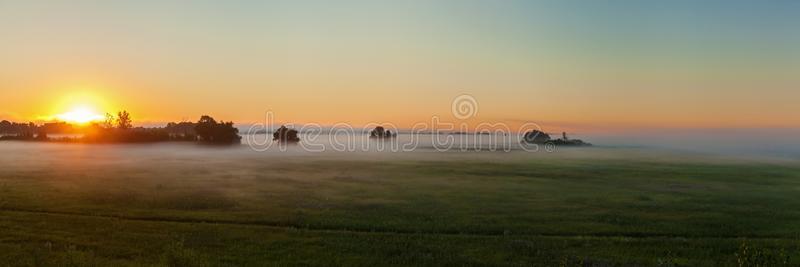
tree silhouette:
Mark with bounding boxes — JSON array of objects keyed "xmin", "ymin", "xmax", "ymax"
[
  {"xmin": 195, "ymin": 115, "xmax": 241, "ymax": 144},
  {"xmin": 522, "ymin": 130, "xmax": 551, "ymax": 144},
  {"xmin": 521, "ymin": 130, "xmax": 591, "ymax": 146},
  {"xmin": 0, "ymin": 113, "xmax": 249, "ymax": 145},
  {"xmin": 116, "ymin": 111, "xmax": 132, "ymax": 130},
  {"xmin": 273, "ymin": 125, "xmax": 300, "ymax": 143},
  {"xmin": 0, "ymin": 120, "xmax": 11, "ymax": 133},
  {"xmin": 369, "ymin": 126, "xmax": 396, "ymax": 138},
  {"xmin": 103, "ymin": 113, "xmax": 115, "ymax": 129}
]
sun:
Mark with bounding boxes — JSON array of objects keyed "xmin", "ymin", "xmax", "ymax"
[{"xmin": 56, "ymin": 106, "xmax": 105, "ymax": 124}]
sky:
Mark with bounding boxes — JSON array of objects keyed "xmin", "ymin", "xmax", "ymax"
[{"xmin": 1, "ymin": 0, "xmax": 798, "ymax": 131}]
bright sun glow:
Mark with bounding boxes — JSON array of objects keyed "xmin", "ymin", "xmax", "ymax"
[{"xmin": 56, "ymin": 107, "xmax": 105, "ymax": 124}]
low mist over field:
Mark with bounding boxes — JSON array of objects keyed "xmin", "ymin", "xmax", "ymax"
[
  {"xmin": 1, "ymin": 141, "xmax": 799, "ymax": 265},
  {"xmin": 589, "ymin": 128, "xmax": 800, "ymax": 159}
]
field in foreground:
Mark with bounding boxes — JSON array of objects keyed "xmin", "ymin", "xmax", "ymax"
[{"xmin": 0, "ymin": 143, "xmax": 799, "ymax": 266}]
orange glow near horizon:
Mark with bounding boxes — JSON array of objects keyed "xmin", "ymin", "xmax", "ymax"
[
  {"xmin": 55, "ymin": 106, "xmax": 105, "ymax": 124},
  {"xmin": 39, "ymin": 90, "xmax": 115, "ymax": 124},
  {"xmin": 0, "ymin": 81, "xmax": 792, "ymax": 131}
]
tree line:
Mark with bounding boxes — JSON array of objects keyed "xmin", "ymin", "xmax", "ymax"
[{"xmin": 0, "ymin": 111, "xmax": 241, "ymax": 144}]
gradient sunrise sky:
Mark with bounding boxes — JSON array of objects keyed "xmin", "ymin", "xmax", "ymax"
[{"xmin": 1, "ymin": 0, "xmax": 798, "ymax": 130}]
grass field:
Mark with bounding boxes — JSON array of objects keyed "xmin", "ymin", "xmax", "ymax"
[{"xmin": 0, "ymin": 143, "xmax": 799, "ymax": 266}]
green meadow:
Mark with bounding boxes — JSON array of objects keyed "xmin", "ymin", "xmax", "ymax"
[{"xmin": 0, "ymin": 143, "xmax": 799, "ymax": 266}]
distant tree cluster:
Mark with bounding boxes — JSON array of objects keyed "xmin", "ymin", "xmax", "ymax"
[
  {"xmin": 39, "ymin": 122, "xmax": 77, "ymax": 134},
  {"xmin": 0, "ymin": 120, "xmax": 38, "ymax": 139},
  {"xmin": 273, "ymin": 125, "xmax": 300, "ymax": 143},
  {"xmin": 164, "ymin": 121, "xmax": 198, "ymax": 141},
  {"xmin": 521, "ymin": 130, "xmax": 591, "ymax": 146},
  {"xmin": 0, "ymin": 120, "xmax": 76, "ymax": 140},
  {"xmin": 195, "ymin": 115, "xmax": 241, "ymax": 144},
  {"xmin": 522, "ymin": 130, "xmax": 551, "ymax": 144},
  {"xmin": 165, "ymin": 121, "xmax": 197, "ymax": 135},
  {"xmin": 82, "ymin": 112, "xmax": 169, "ymax": 143},
  {"xmin": 369, "ymin": 126, "xmax": 396, "ymax": 139}
]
